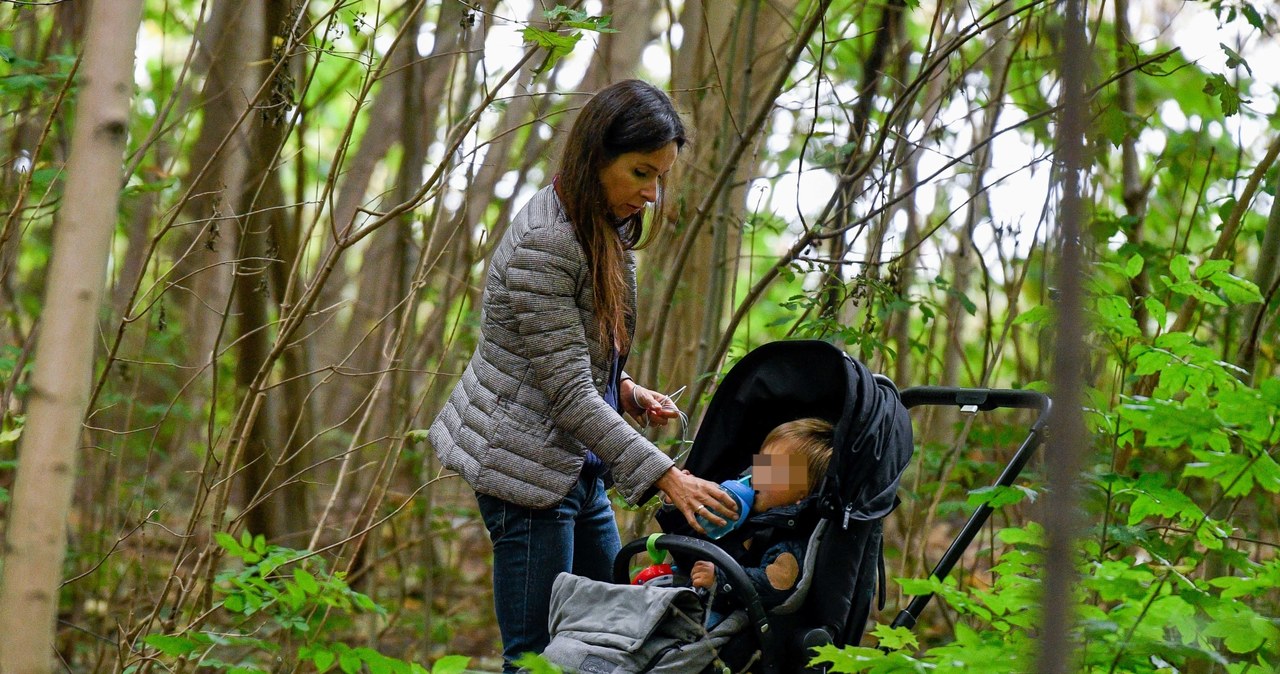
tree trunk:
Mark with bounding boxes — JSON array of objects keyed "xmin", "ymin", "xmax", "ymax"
[
  {"xmin": 340, "ymin": 0, "xmax": 428, "ymax": 587},
  {"xmin": 234, "ymin": 0, "xmax": 311, "ymax": 545},
  {"xmin": 0, "ymin": 10, "xmax": 37, "ymax": 319},
  {"xmin": 1238, "ymin": 167, "xmax": 1280, "ymax": 383},
  {"xmin": 827, "ymin": 0, "xmax": 905, "ymax": 343},
  {"xmin": 581, "ymin": 0, "xmax": 660, "ymax": 91},
  {"xmin": 1115, "ymin": 0, "xmax": 1151, "ymax": 335},
  {"xmin": 328, "ymin": 0, "xmax": 471, "ymax": 425},
  {"xmin": 643, "ymin": 0, "xmax": 803, "ymax": 393},
  {"xmin": 165, "ymin": 0, "xmax": 260, "ymax": 464},
  {"xmin": 1035, "ymin": 0, "xmax": 1090, "ymax": 669},
  {"xmin": 0, "ymin": 2, "xmax": 144, "ymax": 671}
]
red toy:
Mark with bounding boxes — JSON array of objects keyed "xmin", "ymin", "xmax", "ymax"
[{"xmin": 631, "ymin": 562, "xmax": 674, "ymax": 587}]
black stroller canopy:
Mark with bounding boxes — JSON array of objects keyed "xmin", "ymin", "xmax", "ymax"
[{"xmin": 685, "ymin": 340, "xmax": 913, "ymax": 524}]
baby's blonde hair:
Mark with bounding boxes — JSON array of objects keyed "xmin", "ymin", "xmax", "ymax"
[{"xmin": 762, "ymin": 418, "xmax": 834, "ymax": 490}]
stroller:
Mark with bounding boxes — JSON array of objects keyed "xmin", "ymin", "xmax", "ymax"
[{"xmin": 543, "ymin": 340, "xmax": 1051, "ymax": 674}]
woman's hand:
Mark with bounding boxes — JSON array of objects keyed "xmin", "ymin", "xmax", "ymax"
[
  {"xmin": 620, "ymin": 378, "xmax": 681, "ymax": 427},
  {"xmin": 690, "ymin": 561, "xmax": 717, "ymax": 589},
  {"xmin": 654, "ymin": 466, "xmax": 738, "ymax": 534}
]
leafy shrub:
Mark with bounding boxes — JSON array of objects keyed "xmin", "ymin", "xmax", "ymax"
[
  {"xmin": 811, "ymin": 263, "xmax": 1280, "ymax": 672},
  {"xmin": 135, "ymin": 532, "xmax": 466, "ymax": 673}
]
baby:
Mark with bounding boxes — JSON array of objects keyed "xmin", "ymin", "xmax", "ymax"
[{"xmin": 690, "ymin": 417, "xmax": 833, "ymax": 620}]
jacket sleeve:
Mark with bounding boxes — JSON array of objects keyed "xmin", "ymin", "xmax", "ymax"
[{"xmin": 505, "ymin": 223, "xmax": 673, "ymax": 504}]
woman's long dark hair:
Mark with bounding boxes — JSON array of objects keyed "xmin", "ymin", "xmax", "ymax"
[{"xmin": 557, "ymin": 80, "xmax": 686, "ymax": 354}]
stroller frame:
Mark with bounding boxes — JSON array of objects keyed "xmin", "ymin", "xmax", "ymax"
[{"xmin": 614, "ymin": 371, "xmax": 1051, "ymax": 673}]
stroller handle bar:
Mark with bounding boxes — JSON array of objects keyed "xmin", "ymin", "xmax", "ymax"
[
  {"xmin": 891, "ymin": 386, "xmax": 1052, "ymax": 632},
  {"xmin": 898, "ymin": 386, "xmax": 1050, "ymax": 416},
  {"xmin": 614, "ymin": 534, "xmax": 784, "ymax": 674}
]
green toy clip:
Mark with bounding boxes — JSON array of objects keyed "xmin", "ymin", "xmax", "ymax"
[{"xmin": 645, "ymin": 533, "xmax": 666, "ymax": 564}]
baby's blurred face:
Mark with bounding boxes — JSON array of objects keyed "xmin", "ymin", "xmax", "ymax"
[{"xmin": 752, "ymin": 440, "xmax": 810, "ymax": 512}]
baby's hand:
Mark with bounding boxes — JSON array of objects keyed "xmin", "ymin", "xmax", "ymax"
[{"xmin": 690, "ymin": 561, "xmax": 716, "ymax": 589}]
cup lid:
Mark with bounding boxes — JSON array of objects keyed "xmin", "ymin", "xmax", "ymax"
[{"xmin": 722, "ymin": 478, "xmax": 755, "ymax": 513}]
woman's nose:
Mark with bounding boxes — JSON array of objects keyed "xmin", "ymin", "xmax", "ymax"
[{"xmin": 640, "ymin": 179, "xmax": 659, "ymax": 203}]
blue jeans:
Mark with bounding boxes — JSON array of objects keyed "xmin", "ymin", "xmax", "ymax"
[{"xmin": 476, "ymin": 471, "xmax": 621, "ymax": 673}]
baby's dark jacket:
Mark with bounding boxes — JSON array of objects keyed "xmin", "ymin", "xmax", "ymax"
[{"xmin": 710, "ymin": 497, "xmax": 819, "ymax": 611}]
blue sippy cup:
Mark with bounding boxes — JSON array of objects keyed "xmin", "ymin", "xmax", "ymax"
[{"xmin": 696, "ymin": 476, "xmax": 754, "ymax": 539}]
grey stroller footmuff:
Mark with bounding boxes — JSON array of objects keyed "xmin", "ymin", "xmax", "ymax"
[{"xmin": 542, "ymin": 572, "xmax": 747, "ymax": 673}]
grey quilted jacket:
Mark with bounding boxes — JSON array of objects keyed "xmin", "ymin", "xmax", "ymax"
[{"xmin": 428, "ymin": 185, "xmax": 674, "ymax": 508}]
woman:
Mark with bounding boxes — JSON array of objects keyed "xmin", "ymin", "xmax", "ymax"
[{"xmin": 428, "ymin": 80, "xmax": 737, "ymax": 672}]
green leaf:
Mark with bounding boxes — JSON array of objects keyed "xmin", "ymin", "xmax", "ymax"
[
  {"xmin": 1210, "ymin": 559, "xmax": 1280, "ymax": 599},
  {"xmin": 1202, "ymin": 601, "xmax": 1277, "ymax": 654},
  {"xmin": 431, "ymin": 655, "xmax": 471, "ymax": 674},
  {"xmin": 1125, "ymin": 474, "xmax": 1205, "ymax": 526},
  {"xmin": 214, "ymin": 531, "xmax": 241, "ymax": 554},
  {"xmin": 144, "ymin": 634, "xmax": 202, "ymax": 657},
  {"xmin": 1094, "ymin": 295, "xmax": 1141, "ymax": 338},
  {"xmin": 223, "ymin": 594, "xmax": 245, "ymax": 613},
  {"xmin": 1100, "ymin": 106, "xmax": 1128, "ymax": 147},
  {"xmin": 1194, "ymin": 259, "xmax": 1232, "ymax": 279},
  {"xmin": 1206, "ymin": 271, "xmax": 1263, "ymax": 304},
  {"xmin": 0, "ymin": 74, "xmax": 48, "ymax": 93},
  {"xmin": 565, "ymin": 17, "xmax": 617, "ymax": 33},
  {"xmin": 997, "ymin": 523, "xmax": 1046, "ymax": 547},
  {"xmin": 808, "ymin": 643, "xmax": 928, "ymax": 673},
  {"xmin": 543, "ymin": 5, "xmax": 589, "ymax": 22},
  {"xmin": 339, "ymin": 649, "xmax": 362, "ymax": 674},
  {"xmin": 293, "ymin": 568, "xmax": 319, "ymax": 595},
  {"xmin": 1202, "ymin": 73, "xmax": 1248, "ymax": 117},
  {"xmin": 1143, "ymin": 297, "xmax": 1167, "ymax": 327},
  {"xmin": 1013, "ymin": 305, "xmax": 1051, "ymax": 326},
  {"xmin": 0, "ymin": 426, "xmax": 21, "ymax": 444},
  {"xmin": 283, "ymin": 581, "xmax": 305, "ymax": 610},
  {"xmin": 300, "ymin": 644, "xmax": 335, "ymax": 670},
  {"xmin": 521, "ymin": 25, "xmax": 583, "ymax": 72},
  {"xmin": 1196, "ymin": 520, "xmax": 1228, "ymax": 550},
  {"xmin": 543, "ymin": 6, "xmax": 619, "ymax": 33},
  {"xmin": 1220, "ymin": 42, "xmax": 1252, "ymax": 75},
  {"xmin": 1245, "ymin": 453, "xmax": 1280, "ymax": 493},
  {"xmin": 896, "ymin": 577, "xmax": 942, "ymax": 596},
  {"xmin": 1169, "ymin": 255, "xmax": 1192, "ymax": 282},
  {"xmin": 1124, "ymin": 253, "xmax": 1144, "ymax": 279},
  {"xmin": 1167, "ymin": 280, "xmax": 1228, "ymax": 306},
  {"xmin": 870, "ymin": 624, "xmax": 919, "ymax": 651},
  {"xmin": 1132, "ymin": 347, "xmax": 1169, "ymax": 376},
  {"xmin": 1217, "ymin": 197, "xmax": 1238, "ymax": 224},
  {"xmin": 1185, "ymin": 451, "xmax": 1271, "ymax": 497},
  {"xmin": 947, "ymin": 286, "xmax": 977, "ymax": 315},
  {"xmin": 1240, "ymin": 3, "xmax": 1265, "ymax": 30},
  {"xmin": 354, "ymin": 647, "xmax": 398, "ymax": 674},
  {"xmin": 123, "ymin": 175, "xmax": 178, "ymax": 195},
  {"xmin": 29, "ymin": 167, "xmax": 61, "ymax": 190},
  {"xmin": 967, "ymin": 485, "xmax": 1035, "ymax": 508},
  {"xmin": 512, "ymin": 652, "xmax": 564, "ymax": 673}
]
